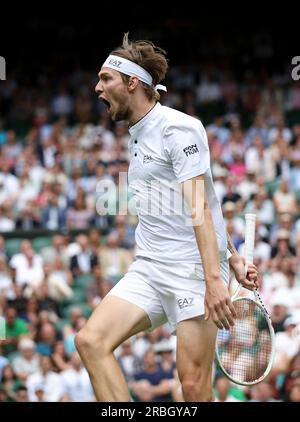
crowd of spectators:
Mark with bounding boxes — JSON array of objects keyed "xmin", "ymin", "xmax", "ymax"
[{"xmin": 0, "ymin": 52, "xmax": 300, "ymax": 402}]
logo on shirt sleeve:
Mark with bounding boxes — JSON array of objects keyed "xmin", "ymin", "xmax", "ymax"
[{"xmin": 183, "ymin": 144, "xmax": 199, "ymax": 157}]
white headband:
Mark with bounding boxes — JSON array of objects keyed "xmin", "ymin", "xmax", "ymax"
[{"xmin": 102, "ymin": 54, "xmax": 167, "ymax": 92}]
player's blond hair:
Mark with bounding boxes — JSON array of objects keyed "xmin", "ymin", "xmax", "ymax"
[{"xmin": 111, "ymin": 33, "xmax": 168, "ymax": 100}]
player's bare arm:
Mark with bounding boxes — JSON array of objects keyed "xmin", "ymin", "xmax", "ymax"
[{"xmin": 182, "ymin": 175, "xmax": 237, "ymax": 330}]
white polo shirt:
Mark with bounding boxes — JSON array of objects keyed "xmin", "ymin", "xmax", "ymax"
[{"xmin": 128, "ymin": 102, "xmax": 227, "ymax": 263}]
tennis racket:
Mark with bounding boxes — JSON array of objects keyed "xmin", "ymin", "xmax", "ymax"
[{"xmin": 215, "ymin": 213, "xmax": 275, "ymax": 386}]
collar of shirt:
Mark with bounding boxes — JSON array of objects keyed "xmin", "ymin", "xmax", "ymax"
[{"xmin": 129, "ymin": 102, "xmax": 161, "ymax": 137}]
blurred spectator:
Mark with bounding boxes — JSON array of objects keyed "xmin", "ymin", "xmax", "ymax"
[
  {"xmin": 117, "ymin": 339, "xmax": 143, "ymax": 383},
  {"xmin": 214, "ymin": 375, "xmax": 244, "ymax": 402},
  {"xmin": 26, "ymin": 355, "xmax": 64, "ymax": 402},
  {"xmin": 15, "ymin": 385, "xmax": 29, "ymax": 402},
  {"xmin": 51, "ymin": 341, "xmax": 70, "ymax": 372},
  {"xmin": 41, "ymin": 234, "xmax": 69, "ymax": 266},
  {"xmin": 273, "ymin": 180, "xmax": 298, "ymax": 216},
  {"xmin": 249, "ymin": 381, "xmax": 281, "ymax": 402},
  {"xmin": 60, "ymin": 352, "xmax": 94, "ymax": 401},
  {"xmin": 0, "ymin": 344, "xmax": 9, "ymax": 381},
  {"xmin": 41, "ymin": 193, "xmax": 67, "ymax": 230},
  {"xmin": 130, "ymin": 349, "xmax": 174, "ymax": 402},
  {"xmin": 2, "ymin": 306, "xmax": 29, "ymax": 355},
  {"xmin": 66, "ymin": 194, "xmax": 93, "ymax": 230},
  {"xmin": 0, "ymin": 255, "xmax": 13, "ymax": 298},
  {"xmin": 12, "ymin": 338, "xmax": 40, "ymax": 382},
  {"xmin": 35, "ymin": 322, "xmax": 58, "ymax": 357},
  {"xmin": 70, "ymin": 234, "xmax": 98, "ymax": 276},
  {"xmin": 99, "ymin": 231, "xmax": 132, "ymax": 282},
  {"xmin": 9, "ymin": 240, "xmax": 43, "ymax": 288},
  {"xmin": 1, "ymin": 364, "xmax": 22, "ymax": 401}
]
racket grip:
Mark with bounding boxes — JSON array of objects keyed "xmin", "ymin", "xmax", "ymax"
[{"xmin": 245, "ymin": 213, "xmax": 256, "ymax": 264}]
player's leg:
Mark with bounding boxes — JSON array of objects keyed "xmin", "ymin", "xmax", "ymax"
[
  {"xmin": 75, "ymin": 295, "xmax": 151, "ymax": 401},
  {"xmin": 176, "ymin": 316, "xmax": 217, "ymax": 402},
  {"xmin": 75, "ymin": 259, "xmax": 167, "ymax": 402},
  {"xmin": 155, "ymin": 259, "xmax": 229, "ymax": 402}
]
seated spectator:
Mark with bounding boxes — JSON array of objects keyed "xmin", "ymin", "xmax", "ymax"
[
  {"xmin": 35, "ymin": 322, "xmax": 58, "ymax": 357},
  {"xmin": 35, "ymin": 282, "xmax": 60, "ymax": 319},
  {"xmin": 0, "ymin": 344, "xmax": 9, "ymax": 381},
  {"xmin": 0, "ymin": 204, "xmax": 15, "ymax": 232},
  {"xmin": 48, "ymin": 257, "xmax": 73, "ymax": 301},
  {"xmin": 41, "ymin": 234, "xmax": 69, "ymax": 266},
  {"xmin": 60, "ymin": 352, "xmax": 94, "ymax": 402},
  {"xmin": 249, "ymin": 381, "xmax": 281, "ymax": 402},
  {"xmin": 66, "ymin": 194, "xmax": 93, "ymax": 230},
  {"xmin": 15, "ymin": 385, "xmax": 29, "ymax": 402},
  {"xmin": 26, "ymin": 356, "xmax": 64, "ymax": 402},
  {"xmin": 12, "ymin": 338, "xmax": 40, "ymax": 382},
  {"xmin": 15, "ymin": 201, "xmax": 41, "ymax": 230},
  {"xmin": 271, "ymin": 229, "xmax": 296, "ymax": 260},
  {"xmin": 214, "ymin": 375, "xmax": 244, "ymax": 402},
  {"xmin": 1, "ymin": 364, "xmax": 23, "ymax": 402},
  {"xmin": 273, "ymin": 179, "xmax": 298, "ymax": 216},
  {"xmin": 41, "ymin": 193, "xmax": 67, "ymax": 230},
  {"xmin": 87, "ymin": 275, "xmax": 113, "ymax": 308},
  {"xmin": 130, "ymin": 349, "xmax": 174, "ymax": 402},
  {"xmin": 70, "ymin": 234, "xmax": 98, "ymax": 276},
  {"xmin": 273, "ymin": 316, "xmax": 300, "ymax": 374},
  {"xmin": 99, "ymin": 231, "xmax": 132, "ymax": 282},
  {"xmin": 0, "ymin": 255, "xmax": 14, "ymax": 298},
  {"xmin": 51, "ymin": 340, "xmax": 71, "ymax": 372},
  {"xmin": 2, "ymin": 306, "xmax": 29, "ymax": 355},
  {"xmin": 9, "ymin": 241, "xmax": 44, "ymax": 288},
  {"xmin": 117, "ymin": 340, "xmax": 143, "ymax": 383}
]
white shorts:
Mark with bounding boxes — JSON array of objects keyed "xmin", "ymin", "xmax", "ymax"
[{"xmin": 107, "ymin": 257, "xmax": 230, "ymax": 334}]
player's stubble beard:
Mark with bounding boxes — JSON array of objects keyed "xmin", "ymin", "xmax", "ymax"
[{"xmin": 112, "ymin": 103, "xmax": 130, "ymax": 122}]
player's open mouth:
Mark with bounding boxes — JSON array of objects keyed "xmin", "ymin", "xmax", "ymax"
[{"xmin": 100, "ymin": 97, "xmax": 111, "ymax": 112}]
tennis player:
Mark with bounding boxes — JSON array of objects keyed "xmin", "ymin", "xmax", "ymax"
[{"xmin": 75, "ymin": 34, "xmax": 258, "ymax": 402}]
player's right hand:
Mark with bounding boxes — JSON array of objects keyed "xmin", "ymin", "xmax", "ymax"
[{"xmin": 204, "ymin": 280, "xmax": 237, "ymax": 330}]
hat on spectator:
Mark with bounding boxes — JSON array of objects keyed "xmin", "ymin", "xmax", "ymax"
[
  {"xmin": 283, "ymin": 316, "xmax": 299, "ymax": 329},
  {"xmin": 223, "ymin": 201, "xmax": 236, "ymax": 212},
  {"xmin": 213, "ymin": 166, "xmax": 228, "ymax": 178},
  {"xmin": 153, "ymin": 339, "xmax": 173, "ymax": 353},
  {"xmin": 19, "ymin": 338, "xmax": 36, "ymax": 350},
  {"xmin": 34, "ymin": 384, "xmax": 45, "ymax": 392},
  {"xmin": 276, "ymin": 229, "xmax": 290, "ymax": 240},
  {"xmin": 270, "ymin": 293, "xmax": 291, "ymax": 308}
]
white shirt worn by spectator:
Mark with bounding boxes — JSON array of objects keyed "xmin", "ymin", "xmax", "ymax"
[
  {"xmin": 27, "ymin": 370, "xmax": 65, "ymax": 402},
  {"xmin": 0, "ymin": 272, "xmax": 13, "ymax": 297},
  {"xmin": 0, "ymin": 217, "xmax": 15, "ymax": 232},
  {"xmin": 60, "ymin": 367, "xmax": 94, "ymax": 402},
  {"xmin": 9, "ymin": 253, "xmax": 44, "ymax": 287},
  {"xmin": 12, "ymin": 354, "xmax": 40, "ymax": 379}
]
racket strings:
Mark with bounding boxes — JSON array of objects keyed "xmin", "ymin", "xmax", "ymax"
[{"xmin": 217, "ymin": 299, "xmax": 272, "ymax": 384}]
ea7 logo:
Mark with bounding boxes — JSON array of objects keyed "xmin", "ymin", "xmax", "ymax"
[
  {"xmin": 143, "ymin": 154, "xmax": 154, "ymax": 164},
  {"xmin": 183, "ymin": 144, "xmax": 199, "ymax": 157},
  {"xmin": 0, "ymin": 56, "xmax": 6, "ymax": 80},
  {"xmin": 109, "ymin": 59, "xmax": 122, "ymax": 68},
  {"xmin": 291, "ymin": 56, "xmax": 300, "ymax": 81},
  {"xmin": 178, "ymin": 297, "xmax": 194, "ymax": 309}
]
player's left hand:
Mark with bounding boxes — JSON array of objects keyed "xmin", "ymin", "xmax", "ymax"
[{"xmin": 229, "ymin": 254, "xmax": 259, "ymax": 290}]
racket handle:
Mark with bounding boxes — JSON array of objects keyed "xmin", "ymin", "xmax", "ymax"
[{"xmin": 245, "ymin": 213, "xmax": 256, "ymax": 264}]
